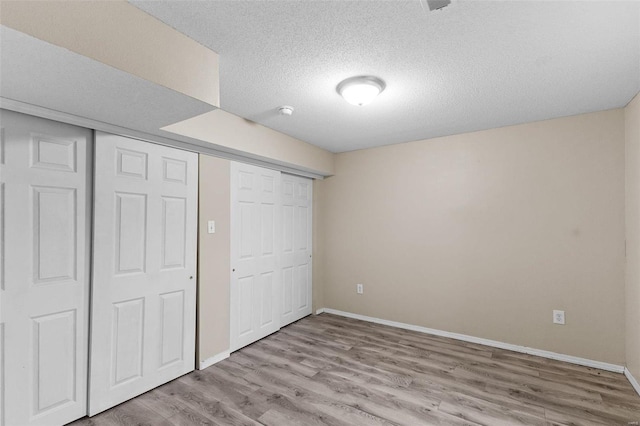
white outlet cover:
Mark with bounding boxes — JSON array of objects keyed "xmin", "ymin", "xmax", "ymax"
[
  {"xmin": 207, "ymin": 220, "xmax": 216, "ymax": 234},
  {"xmin": 356, "ymin": 284, "xmax": 363, "ymax": 294},
  {"xmin": 553, "ymin": 310, "xmax": 565, "ymax": 325}
]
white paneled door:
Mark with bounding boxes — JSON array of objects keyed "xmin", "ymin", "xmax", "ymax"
[
  {"xmin": 89, "ymin": 133, "xmax": 198, "ymax": 415},
  {"xmin": 280, "ymin": 174, "xmax": 313, "ymax": 327},
  {"xmin": 0, "ymin": 110, "xmax": 92, "ymax": 426},
  {"xmin": 230, "ymin": 162, "xmax": 281, "ymax": 351}
]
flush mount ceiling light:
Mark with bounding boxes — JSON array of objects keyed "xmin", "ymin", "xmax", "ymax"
[{"xmin": 337, "ymin": 76, "xmax": 386, "ymax": 106}]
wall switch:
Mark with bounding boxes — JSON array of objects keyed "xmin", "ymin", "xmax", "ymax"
[
  {"xmin": 553, "ymin": 310, "xmax": 565, "ymax": 325},
  {"xmin": 356, "ymin": 284, "xmax": 364, "ymax": 294},
  {"xmin": 207, "ymin": 220, "xmax": 216, "ymax": 234}
]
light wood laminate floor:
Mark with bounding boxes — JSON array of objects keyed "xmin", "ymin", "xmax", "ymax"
[{"xmin": 71, "ymin": 313, "xmax": 640, "ymax": 426}]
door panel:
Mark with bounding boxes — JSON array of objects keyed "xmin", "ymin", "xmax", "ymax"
[
  {"xmin": 160, "ymin": 290, "xmax": 185, "ymax": 367},
  {"xmin": 1, "ymin": 109, "xmax": 91, "ymax": 426},
  {"xmin": 230, "ymin": 162, "xmax": 281, "ymax": 351},
  {"xmin": 161, "ymin": 196, "xmax": 187, "ymax": 269},
  {"xmin": 32, "ymin": 310, "xmax": 77, "ymax": 415},
  {"xmin": 111, "ymin": 298, "xmax": 144, "ymax": 385},
  {"xmin": 33, "ymin": 186, "xmax": 77, "ymax": 283},
  {"xmin": 89, "ymin": 132, "xmax": 197, "ymax": 415},
  {"xmin": 281, "ymin": 174, "xmax": 313, "ymax": 327},
  {"xmin": 237, "ymin": 276, "xmax": 254, "ymax": 337},
  {"xmin": 115, "ymin": 193, "xmax": 147, "ymax": 274},
  {"xmin": 260, "ymin": 272, "xmax": 274, "ymax": 326},
  {"xmin": 298, "ymin": 264, "xmax": 310, "ymax": 309}
]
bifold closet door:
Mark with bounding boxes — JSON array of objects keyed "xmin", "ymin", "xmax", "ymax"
[
  {"xmin": 89, "ymin": 132, "xmax": 198, "ymax": 415},
  {"xmin": 281, "ymin": 174, "xmax": 313, "ymax": 327},
  {"xmin": 0, "ymin": 110, "xmax": 91, "ymax": 426},
  {"xmin": 230, "ymin": 162, "xmax": 281, "ymax": 352}
]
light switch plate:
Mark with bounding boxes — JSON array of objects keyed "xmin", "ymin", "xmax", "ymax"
[{"xmin": 207, "ymin": 220, "xmax": 216, "ymax": 234}]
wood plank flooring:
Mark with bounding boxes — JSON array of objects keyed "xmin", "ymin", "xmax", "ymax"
[{"xmin": 70, "ymin": 313, "xmax": 640, "ymax": 426}]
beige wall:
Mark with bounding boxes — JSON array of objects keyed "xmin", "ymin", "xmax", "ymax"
[
  {"xmin": 316, "ymin": 109, "xmax": 626, "ymax": 365},
  {"xmin": 0, "ymin": 1, "xmax": 220, "ymax": 106},
  {"xmin": 626, "ymin": 93, "xmax": 640, "ymax": 379},
  {"xmin": 197, "ymin": 155, "xmax": 231, "ymax": 364},
  {"xmin": 198, "ymin": 108, "xmax": 630, "ymax": 368},
  {"xmin": 162, "ymin": 110, "xmax": 334, "ymax": 177}
]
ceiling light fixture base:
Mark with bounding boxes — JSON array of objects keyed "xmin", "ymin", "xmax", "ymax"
[
  {"xmin": 336, "ymin": 76, "xmax": 386, "ymax": 106},
  {"xmin": 278, "ymin": 105, "xmax": 294, "ymax": 116}
]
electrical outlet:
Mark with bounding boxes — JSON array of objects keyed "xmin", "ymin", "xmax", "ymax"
[
  {"xmin": 207, "ymin": 220, "xmax": 216, "ymax": 234},
  {"xmin": 356, "ymin": 284, "xmax": 364, "ymax": 294},
  {"xmin": 553, "ymin": 310, "xmax": 565, "ymax": 325}
]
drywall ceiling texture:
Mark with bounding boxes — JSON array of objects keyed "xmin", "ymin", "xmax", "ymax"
[{"xmin": 132, "ymin": 0, "xmax": 639, "ymax": 153}]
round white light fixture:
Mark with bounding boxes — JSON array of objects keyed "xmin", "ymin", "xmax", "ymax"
[{"xmin": 337, "ymin": 76, "xmax": 386, "ymax": 106}]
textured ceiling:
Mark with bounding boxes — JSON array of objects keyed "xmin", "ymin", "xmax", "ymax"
[{"xmin": 132, "ymin": 0, "xmax": 640, "ymax": 153}]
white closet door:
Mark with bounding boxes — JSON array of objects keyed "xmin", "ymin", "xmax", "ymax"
[
  {"xmin": 89, "ymin": 132, "xmax": 198, "ymax": 415},
  {"xmin": 230, "ymin": 162, "xmax": 281, "ymax": 352},
  {"xmin": 281, "ymin": 174, "xmax": 313, "ymax": 327},
  {"xmin": 0, "ymin": 110, "xmax": 91, "ymax": 426}
]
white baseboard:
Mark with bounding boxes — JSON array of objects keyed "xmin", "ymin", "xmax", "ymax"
[
  {"xmin": 321, "ymin": 308, "xmax": 625, "ymax": 374},
  {"xmin": 198, "ymin": 350, "xmax": 231, "ymax": 370},
  {"xmin": 625, "ymin": 368, "xmax": 640, "ymax": 397},
  {"xmin": 315, "ymin": 308, "xmax": 325, "ymax": 315}
]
